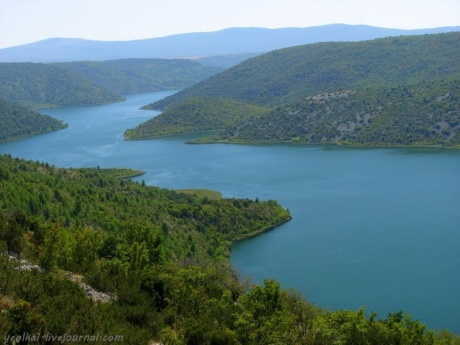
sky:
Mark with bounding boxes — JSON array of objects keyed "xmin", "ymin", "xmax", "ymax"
[{"xmin": 1, "ymin": 0, "xmax": 459, "ymax": 49}]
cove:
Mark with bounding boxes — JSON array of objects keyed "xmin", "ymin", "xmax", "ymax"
[{"xmin": 0, "ymin": 91, "xmax": 459, "ymax": 333}]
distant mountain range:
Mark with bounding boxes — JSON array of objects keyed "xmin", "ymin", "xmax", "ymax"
[{"xmin": 1, "ymin": 24, "xmax": 459, "ymax": 63}]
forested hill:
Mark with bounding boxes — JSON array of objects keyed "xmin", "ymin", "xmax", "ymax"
[
  {"xmin": 204, "ymin": 79, "xmax": 460, "ymax": 147},
  {"xmin": 55, "ymin": 58, "xmax": 221, "ymax": 94},
  {"xmin": 1, "ymin": 154, "xmax": 458, "ymax": 343},
  {"xmin": 0, "ymin": 98, "xmax": 67, "ymax": 143},
  {"xmin": 0, "ymin": 155, "xmax": 290, "ymax": 264},
  {"xmin": 150, "ymin": 32, "xmax": 460, "ymax": 110},
  {"xmin": 0, "ymin": 63, "xmax": 123, "ymax": 109},
  {"xmin": 125, "ymin": 97, "xmax": 269, "ymax": 140},
  {"xmin": 133, "ymin": 32, "xmax": 460, "ymax": 148},
  {"xmin": 0, "ymin": 59, "xmax": 220, "ymax": 109}
]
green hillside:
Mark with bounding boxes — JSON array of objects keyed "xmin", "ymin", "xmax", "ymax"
[
  {"xmin": 0, "ymin": 63, "xmax": 123, "ymax": 109},
  {"xmin": 149, "ymin": 32, "xmax": 460, "ymax": 110},
  {"xmin": 201, "ymin": 79, "xmax": 460, "ymax": 147},
  {"xmin": 0, "ymin": 59, "xmax": 221, "ymax": 109},
  {"xmin": 0, "ymin": 98, "xmax": 67, "ymax": 142},
  {"xmin": 0, "ymin": 155, "xmax": 290, "ymax": 264},
  {"xmin": 56, "ymin": 58, "xmax": 221, "ymax": 94},
  {"xmin": 1, "ymin": 155, "xmax": 458, "ymax": 344},
  {"xmin": 125, "ymin": 97, "xmax": 269, "ymax": 139},
  {"xmin": 135, "ymin": 32, "xmax": 460, "ymax": 148}
]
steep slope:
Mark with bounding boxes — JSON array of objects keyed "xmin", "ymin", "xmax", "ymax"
[
  {"xmin": 0, "ymin": 63, "xmax": 123, "ymax": 109},
  {"xmin": 125, "ymin": 97, "xmax": 269, "ymax": 139},
  {"xmin": 150, "ymin": 32, "xmax": 460, "ymax": 110},
  {"xmin": 205, "ymin": 79, "xmax": 460, "ymax": 147},
  {"xmin": 0, "ymin": 98, "xmax": 67, "ymax": 142},
  {"xmin": 1, "ymin": 24, "xmax": 459, "ymax": 62}
]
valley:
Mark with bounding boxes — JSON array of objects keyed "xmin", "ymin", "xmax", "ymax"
[{"xmin": 1, "ymin": 24, "xmax": 459, "ymax": 343}]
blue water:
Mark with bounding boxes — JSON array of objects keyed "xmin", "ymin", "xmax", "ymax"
[{"xmin": 1, "ymin": 92, "xmax": 459, "ymax": 332}]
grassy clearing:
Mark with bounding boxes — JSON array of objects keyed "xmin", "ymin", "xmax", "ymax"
[{"xmin": 175, "ymin": 189, "xmax": 222, "ymax": 200}]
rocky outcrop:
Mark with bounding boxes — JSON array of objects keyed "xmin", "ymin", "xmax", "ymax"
[
  {"xmin": 3, "ymin": 252, "xmax": 114, "ymax": 303},
  {"xmin": 66, "ymin": 274, "xmax": 114, "ymax": 303}
]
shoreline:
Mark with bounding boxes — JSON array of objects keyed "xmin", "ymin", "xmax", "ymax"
[
  {"xmin": 0, "ymin": 124, "xmax": 69, "ymax": 144},
  {"xmin": 35, "ymin": 97, "xmax": 126, "ymax": 111},
  {"xmin": 118, "ymin": 170, "xmax": 145, "ymax": 179},
  {"xmin": 124, "ymin": 129, "xmax": 220, "ymax": 141},
  {"xmin": 188, "ymin": 138, "xmax": 460, "ymax": 150},
  {"xmin": 230, "ymin": 214, "xmax": 292, "ymax": 246},
  {"xmin": 123, "ymin": 127, "xmax": 460, "ymax": 150}
]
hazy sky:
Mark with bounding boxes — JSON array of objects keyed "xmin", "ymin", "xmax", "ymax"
[{"xmin": 1, "ymin": 0, "xmax": 459, "ymax": 48}]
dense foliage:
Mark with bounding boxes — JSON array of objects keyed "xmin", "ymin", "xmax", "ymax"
[
  {"xmin": 0, "ymin": 155, "xmax": 459, "ymax": 344},
  {"xmin": 0, "ymin": 155, "xmax": 289, "ymax": 263},
  {"xmin": 202, "ymin": 79, "xmax": 460, "ymax": 147},
  {"xmin": 0, "ymin": 63, "xmax": 123, "ymax": 109},
  {"xmin": 0, "ymin": 59, "xmax": 221, "ymax": 109},
  {"xmin": 56, "ymin": 59, "xmax": 221, "ymax": 95},
  {"xmin": 0, "ymin": 98, "xmax": 67, "ymax": 143},
  {"xmin": 125, "ymin": 97, "xmax": 269, "ymax": 139},
  {"xmin": 150, "ymin": 32, "xmax": 460, "ymax": 110}
]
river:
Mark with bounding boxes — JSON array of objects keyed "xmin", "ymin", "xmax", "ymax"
[{"xmin": 1, "ymin": 91, "xmax": 459, "ymax": 332}]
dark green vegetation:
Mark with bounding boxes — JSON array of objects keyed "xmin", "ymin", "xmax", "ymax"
[
  {"xmin": 135, "ymin": 32, "xmax": 460, "ymax": 148},
  {"xmin": 0, "ymin": 98, "xmax": 67, "ymax": 143},
  {"xmin": 125, "ymin": 97, "xmax": 269, "ymax": 139},
  {"xmin": 0, "ymin": 155, "xmax": 290, "ymax": 263},
  {"xmin": 0, "ymin": 63, "xmax": 123, "ymax": 109},
  {"xmin": 200, "ymin": 79, "xmax": 460, "ymax": 147},
  {"xmin": 1, "ymin": 155, "xmax": 459, "ymax": 344},
  {"xmin": 56, "ymin": 59, "xmax": 221, "ymax": 95},
  {"xmin": 0, "ymin": 59, "xmax": 220, "ymax": 109}
]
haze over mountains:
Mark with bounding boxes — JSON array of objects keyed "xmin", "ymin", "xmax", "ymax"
[{"xmin": 1, "ymin": 24, "xmax": 459, "ymax": 63}]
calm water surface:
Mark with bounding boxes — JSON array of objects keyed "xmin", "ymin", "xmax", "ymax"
[{"xmin": 1, "ymin": 92, "xmax": 459, "ymax": 332}]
